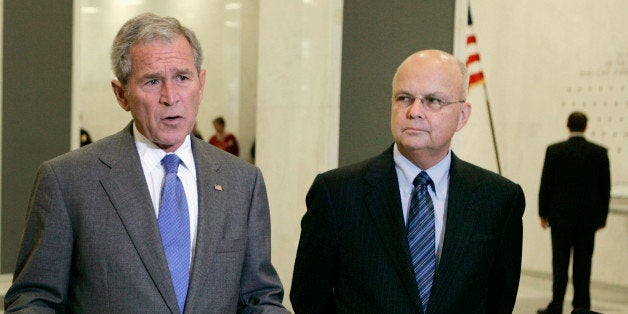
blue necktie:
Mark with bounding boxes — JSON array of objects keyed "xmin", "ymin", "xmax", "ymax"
[
  {"xmin": 407, "ymin": 171, "xmax": 435, "ymax": 313},
  {"xmin": 158, "ymin": 154, "xmax": 190, "ymax": 313}
]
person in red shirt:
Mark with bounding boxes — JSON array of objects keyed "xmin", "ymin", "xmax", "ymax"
[{"xmin": 209, "ymin": 116, "xmax": 239, "ymax": 156}]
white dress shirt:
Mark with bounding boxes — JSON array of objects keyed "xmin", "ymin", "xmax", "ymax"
[
  {"xmin": 133, "ymin": 125, "xmax": 198, "ymax": 261},
  {"xmin": 393, "ymin": 143, "xmax": 450, "ymax": 263}
]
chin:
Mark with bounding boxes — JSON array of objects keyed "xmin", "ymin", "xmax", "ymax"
[
  {"xmin": 401, "ymin": 137, "xmax": 429, "ymax": 148},
  {"xmin": 155, "ymin": 135, "xmax": 187, "ymax": 147},
  {"xmin": 397, "ymin": 142, "xmax": 424, "ymax": 154}
]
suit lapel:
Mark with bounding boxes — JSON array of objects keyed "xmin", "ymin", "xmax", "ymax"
[
  {"xmin": 98, "ymin": 124, "xmax": 179, "ymax": 313},
  {"xmin": 184, "ymin": 138, "xmax": 228, "ymax": 309},
  {"xmin": 364, "ymin": 147, "xmax": 423, "ymax": 312},
  {"xmin": 427, "ymin": 154, "xmax": 482, "ymax": 313}
]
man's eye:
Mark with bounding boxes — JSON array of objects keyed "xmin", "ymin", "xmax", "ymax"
[
  {"xmin": 177, "ymin": 75, "xmax": 189, "ymax": 81},
  {"xmin": 397, "ymin": 96, "xmax": 414, "ymax": 104},
  {"xmin": 146, "ymin": 79, "xmax": 159, "ymax": 85},
  {"xmin": 425, "ymin": 97, "xmax": 443, "ymax": 106}
]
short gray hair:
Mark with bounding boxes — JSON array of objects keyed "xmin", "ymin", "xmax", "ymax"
[
  {"xmin": 458, "ymin": 58, "xmax": 469, "ymax": 98},
  {"xmin": 110, "ymin": 12, "xmax": 203, "ymax": 87}
]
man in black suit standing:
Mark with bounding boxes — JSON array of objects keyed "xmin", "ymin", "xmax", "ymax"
[
  {"xmin": 537, "ymin": 111, "xmax": 611, "ymax": 314},
  {"xmin": 290, "ymin": 50, "xmax": 526, "ymax": 313}
]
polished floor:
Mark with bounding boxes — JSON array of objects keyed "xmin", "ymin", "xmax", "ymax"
[
  {"xmin": 1, "ymin": 272, "xmax": 626, "ymax": 313},
  {"xmin": 514, "ymin": 271, "xmax": 628, "ymax": 314}
]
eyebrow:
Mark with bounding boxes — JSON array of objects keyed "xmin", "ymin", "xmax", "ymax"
[
  {"xmin": 422, "ymin": 92, "xmax": 447, "ymax": 99},
  {"xmin": 171, "ymin": 67, "xmax": 193, "ymax": 75},
  {"xmin": 140, "ymin": 67, "xmax": 193, "ymax": 78},
  {"xmin": 140, "ymin": 72, "xmax": 163, "ymax": 80},
  {"xmin": 393, "ymin": 90, "xmax": 446, "ymax": 98}
]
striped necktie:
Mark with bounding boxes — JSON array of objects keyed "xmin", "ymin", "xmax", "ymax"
[{"xmin": 406, "ymin": 171, "xmax": 435, "ymax": 313}]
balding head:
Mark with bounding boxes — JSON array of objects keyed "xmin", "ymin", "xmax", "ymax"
[
  {"xmin": 390, "ymin": 49, "xmax": 471, "ymax": 169},
  {"xmin": 393, "ymin": 50, "xmax": 469, "ymax": 99}
]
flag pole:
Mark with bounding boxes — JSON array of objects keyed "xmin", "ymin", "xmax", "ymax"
[
  {"xmin": 480, "ymin": 81, "xmax": 502, "ymax": 174},
  {"xmin": 467, "ymin": 3, "xmax": 502, "ymax": 175}
]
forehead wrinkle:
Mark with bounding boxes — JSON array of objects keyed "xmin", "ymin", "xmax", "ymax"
[
  {"xmin": 398, "ymin": 68, "xmax": 464, "ymax": 98},
  {"xmin": 136, "ymin": 61, "xmax": 194, "ymax": 76},
  {"xmin": 131, "ymin": 45, "xmax": 191, "ymax": 69},
  {"xmin": 136, "ymin": 54, "xmax": 188, "ymax": 68}
]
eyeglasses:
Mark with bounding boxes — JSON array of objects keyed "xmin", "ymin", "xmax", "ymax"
[{"xmin": 394, "ymin": 94, "xmax": 466, "ymax": 111}]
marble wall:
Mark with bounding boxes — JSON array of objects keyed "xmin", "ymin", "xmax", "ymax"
[
  {"xmin": 451, "ymin": 0, "xmax": 627, "ymax": 287},
  {"xmin": 256, "ymin": 1, "xmax": 342, "ymax": 308}
]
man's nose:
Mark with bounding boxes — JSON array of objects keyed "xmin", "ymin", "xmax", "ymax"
[
  {"xmin": 160, "ymin": 81, "xmax": 177, "ymax": 105},
  {"xmin": 407, "ymin": 98, "xmax": 426, "ymax": 118}
]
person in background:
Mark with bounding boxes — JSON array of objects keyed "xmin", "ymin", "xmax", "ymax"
[
  {"xmin": 4, "ymin": 12, "xmax": 286, "ymax": 313},
  {"xmin": 537, "ymin": 111, "xmax": 610, "ymax": 314},
  {"xmin": 291, "ymin": 49, "xmax": 526, "ymax": 313},
  {"xmin": 208, "ymin": 116, "xmax": 239, "ymax": 156}
]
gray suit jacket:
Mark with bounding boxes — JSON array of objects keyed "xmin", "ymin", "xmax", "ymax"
[
  {"xmin": 5, "ymin": 123, "xmax": 286, "ymax": 313},
  {"xmin": 291, "ymin": 146, "xmax": 525, "ymax": 313}
]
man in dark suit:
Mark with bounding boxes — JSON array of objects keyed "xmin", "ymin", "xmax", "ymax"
[
  {"xmin": 290, "ymin": 50, "xmax": 526, "ymax": 313},
  {"xmin": 537, "ymin": 111, "xmax": 610, "ymax": 314},
  {"xmin": 5, "ymin": 13, "xmax": 286, "ymax": 313}
]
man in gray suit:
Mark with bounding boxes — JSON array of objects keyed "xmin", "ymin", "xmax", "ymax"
[{"xmin": 5, "ymin": 13, "xmax": 286, "ymax": 313}]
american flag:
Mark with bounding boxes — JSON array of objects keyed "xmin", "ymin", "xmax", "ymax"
[
  {"xmin": 466, "ymin": 8, "xmax": 485, "ymax": 88},
  {"xmin": 463, "ymin": 4, "xmax": 502, "ymax": 174}
]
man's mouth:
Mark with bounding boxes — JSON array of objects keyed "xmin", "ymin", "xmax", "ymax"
[{"xmin": 404, "ymin": 127, "xmax": 428, "ymax": 133}]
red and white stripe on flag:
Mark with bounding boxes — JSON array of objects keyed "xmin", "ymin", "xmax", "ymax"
[{"xmin": 466, "ymin": 8, "xmax": 484, "ymax": 88}]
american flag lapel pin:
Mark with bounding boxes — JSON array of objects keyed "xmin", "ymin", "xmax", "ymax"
[{"xmin": 214, "ymin": 184, "xmax": 223, "ymax": 191}]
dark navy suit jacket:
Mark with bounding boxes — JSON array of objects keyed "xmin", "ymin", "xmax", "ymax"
[
  {"xmin": 291, "ymin": 146, "xmax": 526, "ymax": 313},
  {"xmin": 539, "ymin": 136, "xmax": 610, "ymax": 228}
]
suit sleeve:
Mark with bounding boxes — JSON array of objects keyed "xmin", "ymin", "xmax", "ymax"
[
  {"xmin": 486, "ymin": 184, "xmax": 526, "ymax": 314},
  {"xmin": 4, "ymin": 163, "xmax": 73, "ymax": 313},
  {"xmin": 597, "ymin": 148, "xmax": 611, "ymax": 227},
  {"xmin": 538, "ymin": 147, "xmax": 554, "ymax": 219},
  {"xmin": 237, "ymin": 168, "xmax": 288, "ymax": 313},
  {"xmin": 290, "ymin": 174, "xmax": 338, "ymax": 314}
]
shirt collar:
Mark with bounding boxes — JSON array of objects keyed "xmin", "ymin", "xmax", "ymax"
[
  {"xmin": 393, "ymin": 143, "xmax": 450, "ymax": 197},
  {"xmin": 133, "ymin": 123, "xmax": 196, "ymax": 178}
]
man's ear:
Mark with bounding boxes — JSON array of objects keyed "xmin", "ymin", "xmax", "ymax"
[
  {"xmin": 456, "ymin": 102, "xmax": 472, "ymax": 131},
  {"xmin": 111, "ymin": 79, "xmax": 130, "ymax": 111},
  {"xmin": 198, "ymin": 69, "xmax": 206, "ymax": 101}
]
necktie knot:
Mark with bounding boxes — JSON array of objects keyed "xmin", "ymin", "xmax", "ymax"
[
  {"xmin": 162, "ymin": 154, "xmax": 181, "ymax": 174},
  {"xmin": 413, "ymin": 171, "xmax": 434, "ymax": 190}
]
